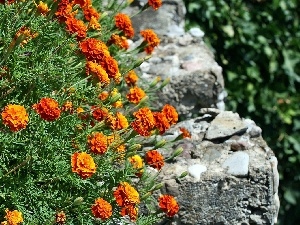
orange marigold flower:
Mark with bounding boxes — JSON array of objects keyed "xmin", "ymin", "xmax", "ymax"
[
  {"xmin": 87, "ymin": 132, "xmax": 108, "ymax": 154},
  {"xmin": 4, "ymin": 209, "xmax": 23, "ymax": 225},
  {"xmin": 86, "ymin": 61, "xmax": 110, "ymax": 85},
  {"xmin": 71, "ymin": 152, "xmax": 96, "ymax": 179},
  {"xmin": 62, "ymin": 101, "xmax": 73, "ymax": 112},
  {"xmin": 129, "ymin": 155, "xmax": 144, "ymax": 177},
  {"xmin": 37, "ymin": 1, "xmax": 50, "ymax": 15},
  {"xmin": 158, "ymin": 195, "xmax": 179, "ymax": 217},
  {"xmin": 91, "ymin": 198, "xmax": 112, "ymax": 220},
  {"xmin": 108, "ymin": 34, "xmax": 129, "ymax": 50},
  {"xmin": 162, "ymin": 104, "xmax": 178, "ymax": 125},
  {"xmin": 83, "ymin": 6, "xmax": 100, "ymax": 21},
  {"xmin": 55, "ymin": 0, "xmax": 76, "ymax": 23},
  {"xmin": 114, "ymin": 182, "xmax": 140, "ymax": 207},
  {"xmin": 148, "ymin": 0, "xmax": 162, "ymax": 10},
  {"xmin": 145, "ymin": 150, "xmax": 164, "ymax": 170},
  {"xmin": 55, "ymin": 211, "xmax": 66, "ymax": 224},
  {"xmin": 1, "ymin": 104, "xmax": 29, "ymax": 132},
  {"xmin": 140, "ymin": 29, "xmax": 160, "ymax": 54},
  {"xmin": 106, "ymin": 112, "xmax": 128, "ymax": 130},
  {"xmin": 98, "ymin": 91, "xmax": 109, "ymax": 101},
  {"xmin": 120, "ymin": 205, "xmax": 138, "ymax": 221},
  {"xmin": 112, "ymin": 100, "xmax": 123, "ymax": 108},
  {"xmin": 114, "ymin": 13, "xmax": 134, "ymax": 38},
  {"xmin": 88, "ymin": 16, "xmax": 101, "ymax": 31},
  {"xmin": 179, "ymin": 127, "xmax": 191, "ymax": 138},
  {"xmin": 65, "ymin": 17, "xmax": 87, "ymax": 40},
  {"xmin": 126, "ymin": 86, "xmax": 146, "ymax": 104},
  {"xmin": 79, "ymin": 38, "xmax": 110, "ymax": 61},
  {"xmin": 131, "ymin": 107, "xmax": 155, "ymax": 136},
  {"xmin": 91, "ymin": 106, "xmax": 108, "ymax": 122},
  {"xmin": 100, "ymin": 55, "xmax": 120, "ymax": 81},
  {"xmin": 32, "ymin": 97, "xmax": 61, "ymax": 121},
  {"xmin": 153, "ymin": 112, "xmax": 170, "ymax": 134},
  {"xmin": 124, "ymin": 70, "xmax": 138, "ymax": 86},
  {"xmin": 14, "ymin": 26, "xmax": 38, "ymax": 46}
]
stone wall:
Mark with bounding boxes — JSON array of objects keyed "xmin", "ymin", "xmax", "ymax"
[{"xmin": 125, "ymin": 1, "xmax": 280, "ymax": 224}]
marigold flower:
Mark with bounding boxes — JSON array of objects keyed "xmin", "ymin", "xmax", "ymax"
[
  {"xmin": 158, "ymin": 195, "xmax": 179, "ymax": 217},
  {"xmin": 91, "ymin": 198, "xmax": 112, "ymax": 220},
  {"xmin": 62, "ymin": 101, "xmax": 73, "ymax": 112},
  {"xmin": 120, "ymin": 205, "xmax": 138, "ymax": 221},
  {"xmin": 98, "ymin": 91, "xmax": 109, "ymax": 101},
  {"xmin": 14, "ymin": 26, "xmax": 38, "ymax": 46},
  {"xmin": 124, "ymin": 70, "xmax": 138, "ymax": 86},
  {"xmin": 145, "ymin": 150, "xmax": 164, "ymax": 170},
  {"xmin": 91, "ymin": 106, "xmax": 108, "ymax": 122},
  {"xmin": 4, "ymin": 209, "xmax": 23, "ymax": 225},
  {"xmin": 148, "ymin": 0, "xmax": 162, "ymax": 10},
  {"xmin": 37, "ymin": 1, "xmax": 50, "ymax": 15},
  {"xmin": 65, "ymin": 17, "xmax": 87, "ymax": 40},
  {"xmin": 153, "ymin": 112, "xmax": 170, "ymax": 134},
  {"xmin": 83, "ymin": 6, "xmax": 100, "ymax": 21},
  {"xmin": 108, "ymin": 34, "xmax": 129, "ymax": 50},
  {"xmin": 114, "ymin": 13, "xmax": 134, "ymax": 38},
  {"xmin": 55, "ymin": 211, "xmax": 66, "ymax": 224},
  {"xmin": 100, "ymin": 55, "xmax": 120, "ymax": 81},
  {"xmin": 162, "ymin": 104, "xmax": 178, "ymax": 125},
  {"xmin": 55, "ymin": 0, "xmax": 76, "ymax": 23},
  {"xmin": 74, "ymin": 0, "xmax": 91, "ymax": 8},
  {"xmin": 140, "ymin": 29, "xmax": 160, "ymax": 54},
  {"xmin": 88, "ymin": 132, "xmax": 108, "ymax": 154},
  {"xmin": 126, "ymin": 86, "xmax": 146, "ymax": 104},
  {"xmin": 1, "ymin": 104, "xmax": 29, "ymax": 132},
  {"xmin": 106, "ymin": 112, "xmax": 128, "ymax": 130},
  {"xmin": 114, "ymin": 182, "xmax": 140, "ymax": 207},
  {"xmin": 79, "ymin": 38, "xmax": 110, "ymax": 61},
  {"xmin": 88, "ymin": 16, "xmax": 101, "ymax": 31},
  {"xmin": 131, "ymin": 107, "xmax": 155, "ymax": 136},
  {"xmin": 129, "ymin": 155, "xmax": 144, "ymax": 177},
  {"xmin": 86, "ymin": 61, "xmax": 110, "ymax": 85},
  {"xmin": 179, "ymin": 127, "xmax": 191, "ymax": 138},
  {"xmin": 32, "ymin": 97, "xmax": 61, "ymax": 121},
  {"xmin": 112, "ymin": 100, "xmax": 123, "ymax": 108},
  {"xmin": 71, "ymin": 152, "xmax": 96, "ymax": 179}
]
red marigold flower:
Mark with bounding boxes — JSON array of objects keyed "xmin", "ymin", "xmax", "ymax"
[
  {"xmin": 65, "ymin": 16, "xmax": 87, "ymax": 40},
  {"xmin": 74, "ymin": 0, "xmax": 91, "ymax": 8},
  {"xmin": 114, "ymin": 13, "xmax": 134, "ymax": 38},
  {"xmin": 148, "ymin": 0, "xmax": 162, "ymax": 10},
  {"xmin": 120, "ymin": 204, "xmax": 138, "ymax": 221},
  {"xmin": 83, "ymin": 6, "xmax": 100, "ymax": 21},
  {"xmin": 55, "ymin": 211, "xmax": 66, "ymax": 224},
  {"xmin": 98, "ymin": 91, "xmax": 109, "ymax": 101},
  {"xmin": 91, "ymin": 106, "xmax": 108, "ymax": 122},
  {"xmin": 140, "ymin": 29, "xmax": 160, "ymax": 54},
  {"xmin": 153, "ymin": 112, "xmax": 170, "ymax": 134},
  {"xmin": 79, "ymin": 38, "xmax": 110, "ymax": 61},
  {"xmin": 126, "ymin": 86, "xmax": 146, "ymax": 104},
  {"xmin": 91, "ymin": 198, "xmax": 112, "ymax": 220},
  {"xmin": 124, "ymin": 70, "xmax": 138, "ymax": 86},
  {"xmin": 162, "ymin": 104, "xmax": 178, "ymax": 125},
  {"xmin": 145, "ymin": 150, "xmax": 164, "ymax": 170},
  {"xmin": 113, "ymin": 182, "xmax": 140, "ymax": 207},
  {"xmin": 158, "ymin": 195, "xmax": 179, "ymax": 217},
  {"xmin": 88, "ymin": 132, "xmax": 108, "ymax": 154},
  {"xmin": 86, "ymin": 61, "xmax": 110, "ymax": 85},
  {"xmin": 33, "ymin": 97, "xmax": 61, "ymax": 121},
  {"xmin": 55, "ymin": 0, "xmax": 76, "ymax": 23},
  {"xmin": 1, "ymin": 104, "xmax": 29, "ymax": 132},
  {"xmin": 100, "ymin": 55, "xmax": 120, "ymax": 81},
  {"xmin": 131, "ymin": 107, "xmax": 155, "ymax": 136},
  {"xmin": 71, "ymin": 152, "xmax": 96, "ymax": 179},
  {"xmin": 179, "ymin": 127, "xmax": 191, "ymax": 138},
  {"xmin": 108, "ymin": 34, "xmax": 129, "ymax": 50},
  {"xmin": 4, "ymin": 209, "xmax": 23, "ymax": 225}
]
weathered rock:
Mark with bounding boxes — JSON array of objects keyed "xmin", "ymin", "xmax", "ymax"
[{"xmin": 156, "ymin": 112, "xmax": 279, "ymax": 225}]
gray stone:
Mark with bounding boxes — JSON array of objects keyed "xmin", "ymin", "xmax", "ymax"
[
  {"xmin": 189, "ymin": 27, "xmax": 205, "ymax": 38},
  {"xmin": 222, "ymin": 152, "xmax": 250, "ymax": 177},
  {"xmin": 205, "ymin": 111, "xmax": 248, "ymax": 140}
]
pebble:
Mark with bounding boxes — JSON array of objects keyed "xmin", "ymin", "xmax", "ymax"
[
  {"xmin": 188, "ymin": 164, "xmax": 207, "ymax": 181},
  {"xmin": 222, "ymin": 152, "xmax": 249, "ymax": 177}
]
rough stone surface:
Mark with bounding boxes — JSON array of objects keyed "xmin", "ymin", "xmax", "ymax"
[{"xmin": 156, "ymin": 111, "xmax": 279, "ymax": 225}]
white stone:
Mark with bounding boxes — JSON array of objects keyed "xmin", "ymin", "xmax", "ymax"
[
  {"xmin": 188, "ymin": 164, "xmax": 207, "ymax": 181},
  {"xmin": 222, "ymin": 152, "xmax": 249, "ymax": 176},
  {"xmin": 189, "ymin": 27, "xmax": 205, "ymax": 38}
]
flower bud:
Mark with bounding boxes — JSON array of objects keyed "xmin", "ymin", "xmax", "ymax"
[
  {"xmin": 73, "ymin": 197, "xmax": 83, "ymax": 206},
  {"xmin": 160, "ymin": 77, "xmax": 170, "ymax": 88},
  {"xmin": 149, "ymin": 76, "xmax": 161, "ymax": 88},
  {"xmin": 137, "ymin": 96, "xmax": 149, "ymax": 106},
  {"xmin": 141, "ymin": 192, "xmax": 152, "ymax": 200},
  {"xmin": 168, "ymin": 147, "xmax": 183, "ymax": 160},
  {"xmin": 150, "ymin": 183, "xmax": 163, "ymax": 191},
  {"xmin": 178, "ymin": 171, "xmax": 188, "ymax": 179},
  {"xmin": 155, "ymin": 139, "xmax": 166, "ymax": 149},
  {"xmin": 109, "ymin": 93, "xmax": 121, "ymax": 103},
  {"xmin": 128, "ymin": 144, "xmax": 142, "ymax": 152}
]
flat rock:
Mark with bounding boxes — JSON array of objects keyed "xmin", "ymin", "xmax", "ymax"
[{"xmin": 222, "ymin": 152, "xmax": 250, "ymax": 177}]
